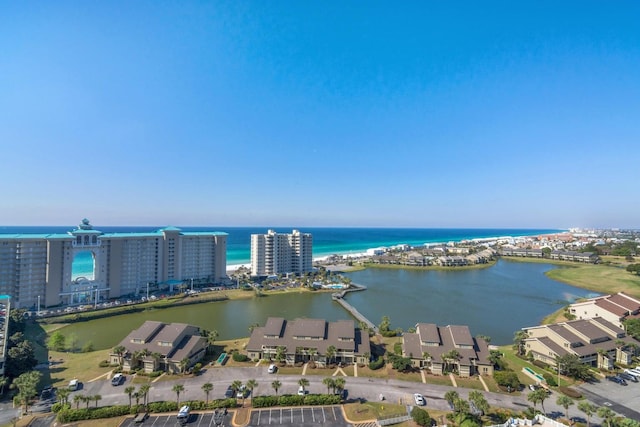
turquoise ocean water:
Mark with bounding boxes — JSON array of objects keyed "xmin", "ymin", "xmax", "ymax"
[{"xmin": 1, "ymin": 226, "xmax": 562, "ymax": 274}]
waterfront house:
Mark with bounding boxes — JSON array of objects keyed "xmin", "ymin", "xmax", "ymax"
[
  {"xmin": 549, "ymin": 250, "xmax": 599, "ymax": 263},
  {"xmin": 569, "ymin": 292, "xmax": 640, "ymax": 329},
  {"xmin": 110, "ymin": 321, "xmax": 208, "ymax": 374},
  {"xmin": 522, "ymin": 317, "xmax": 638, "ymax": 369},
  {"xmin": 402, "ymin": 323, "xmax": 493, "ymax": 377},
  {"xmin": 246, "ymin": 317, "xmax": 370, "ymax": 366}
]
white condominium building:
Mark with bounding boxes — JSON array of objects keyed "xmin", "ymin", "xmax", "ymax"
[
  {"xmin": 251, "ymin": 229, "xmax": 312, "ymax": 276},
  {"xmin": 0, "ymin": 219, "xmax": 227, "ymax": 309}
]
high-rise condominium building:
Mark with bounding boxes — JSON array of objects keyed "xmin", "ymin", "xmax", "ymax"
[
  {"xmin": 0, "ymin": 219, "xmax": 227, "ymax": 309},
  {"xmin": 251, "ymin": 229, "xmax": 312, "ymax": 276}
]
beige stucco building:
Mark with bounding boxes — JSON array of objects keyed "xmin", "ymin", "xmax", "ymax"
[
  {"xmin": 569, "ymin": 292, "xmax": 640, "ymax": 329},
  {"xmin": 523, "ymin": 317, "xmax": 638, "ymax": 369},
  {"xmin": 0, "ymin": 219, "xmax": 227, "ymax": 308},
  {"xmin": 250, "ymin": 229, "xmax": 312, "ymax": 276},
  {"xmin": 110, "ymin": 321, "xmax": 208, "ymax": 374},
  {"xmin": 402, "ymin": 323, "xmax": 493, "ymax": 377},
  {"xmin": 246, "ymin": 317, "xmax": 370, "ymax": 366}
]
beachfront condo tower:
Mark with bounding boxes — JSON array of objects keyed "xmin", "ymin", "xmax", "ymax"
[
  {"xmin": 251, "ymin": 229, "xmax": 313, "ymax": 276},
  {"xmin": 0, "ymin": 219, "xmax": 227, "ymax": 309}
]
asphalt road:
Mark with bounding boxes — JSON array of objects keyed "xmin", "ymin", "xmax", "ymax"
[{"xmin": 10, "ymin": 364, "xmax": 639, "ymax": 425}]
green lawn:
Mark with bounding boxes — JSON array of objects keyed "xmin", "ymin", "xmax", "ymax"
[{"xmin": 545, "ymin": 265, "xmax": 640, "ymax": 298}]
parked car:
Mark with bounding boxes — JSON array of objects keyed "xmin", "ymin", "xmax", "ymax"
[
  {"xmin": 236, "ymin": 385, "xmax": 249, "ymax": 398},
  {"xmin": 268, "ymin": 364, "xmax": 277, "ymax": 374},
  {"xmin": 224, "ymin": 386, "xmax": 234, "ymax": 398},
  {"xmin": 111, "ymin": 373, "xmax": 125, "ymax": 386},
  {"xmin": 619, "ymin": 372, "xmax": 638, "ymax": 383},
  {"xmin": 297, "ymin": 386, "xmax": 307, "ymax": 396},
  {"xmin": 607, "ymin": 375, "xmax": 628, "ymax": 386},
  {"xmin": 413, "ymin": 393, "xmax": 426, "ymax": 406},
  {"xmin": 624, "ymin": 368, "xmax": 640, "ymax": 378}
]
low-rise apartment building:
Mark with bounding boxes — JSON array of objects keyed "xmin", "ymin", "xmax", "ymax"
[
  {"xmin": 569, "ymin": 292, "xmax": 640, "ymax": 329},
  {"xmin": 523, "ymin": 318, "xmax": 638, "ymax": 369},
  {"xmin": 110, "ymin": 321, "xmax": 208, "ymax": 374},
  {"xmin": 402, "ymin": 323, "xmax": 493, "ymax": 377},
  {"xmin": 246, "ymin": 317, "xmax": 370, "ymax": 366}
]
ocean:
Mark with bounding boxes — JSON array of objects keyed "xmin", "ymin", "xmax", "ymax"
[{"xmin": 1, "ymin": 225, "xmax": 562, "ymax": 271}]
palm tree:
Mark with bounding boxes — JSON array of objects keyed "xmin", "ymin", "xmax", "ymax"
[
  {"xmin": 245, "ymin": 379, "xmax": 258, "ymax": 400},
  {"xmin": 577, "ymin": 401, "xmax": 597, "ymax": 427},
  {"xmin": 179, "ymin": 357, "xmax": 190, "ymax": 374},
  {"xmin": 326, "ymin": 345, "xmax": 337, "ymax": 365},
  {"xmin": 444, "ymin": 390, "xmax": 459, "ymax": 409},
  {"xmin": 113, "ymin": 345, "xmax": 126, "ymax": 366},
  {"xmin": 309, "ymin": 348, "xmax": 318, "ymax": 364},
  {"xmin": 139, "ymin": 383, "xmax": 151, "ymax": 406},
  {"xmin": 556, "ymin": 395, "xmax": 574, "ymax": 421},
  {"xmin": 231, "ymin": 380, "xmax": 243, "ymax": 398},
  {"xmin": 422, "ymin": 351, "xmax": 431, "ymax": 369},
  {"xmin": 468, "ymin": 390, "xmax": 489, "ymax": 415},
  {"xmin": 597, "ymin": 406, "xmax": 616, "ymax": 427},
  {"xmin": 322, "ymin": 377, "xmax": 335, "ymax": 394},
  {"xmin": 150, "ymin": 352, "xmax": 162, "ymax": 371},
  {"xmin": 334, "ymin": 377, "xmax": 346, "ymax": 396},
  {"xmin": 271, "ymin": 380, "xmax": 282, "ymax": 396},
  {"xmin": 73, "ymin": 394, "xmax": 83, "ymax": 409},
  {"xmin": 92, "ymin": 394, "xmax": 102, "ymax": 408},
  {"xmin": 202, "ymin": 383, "xmax": 213, "ymax": 404},
  {"xmin": 124, "ymin": 386, "xmax": 136, "ymax": 408},
  {"xmin": 172, "ymin": 384, "xmax": 185, "ymax": 407},
  {"xmin": 528, "ymin": 388, "xmax": 548, "ymax": 414},
  {"xmin": 275, "ymin": 346, "xmax": 287, "ymax": 364},
  {"xmin": 57, "ymin": 388, "xmax": 70, "ymax": 405},
  {"xmin": 513, "ymin": 330, "xmax": 529, "ymax": 356},
  {"xmin": 134, "ymin": 391, "xmax": 141, "ymax": 406},
  {"xmin": 298, "ymin": 378, "xmax": 309, "ymax": 393}
]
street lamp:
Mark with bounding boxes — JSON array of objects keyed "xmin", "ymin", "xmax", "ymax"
[
  {"xmin": 37, "ymin": 295, "xmax": 41, "ymax": 314},
  {"xmin": 190, "ymin": 278, "xmax": 194, "ymax": 292}
]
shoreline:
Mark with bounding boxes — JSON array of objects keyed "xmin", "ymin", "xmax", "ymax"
[{"xmin": 226, "ymin": 231, "xmax": 567, "ymax": 272}]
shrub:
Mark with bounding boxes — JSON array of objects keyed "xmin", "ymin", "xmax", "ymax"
[
  {"xmin": 494, "ymin": 371, "xmax": 520, "ymax": 390},
  {"xmin": 369, "ymin": 356, "xmax": 385, "ymax": 370},
  {"xmin": 232, "ymin": 352, "xmax": 249, "ymax": 362},
  {"xmin": 393, "ymin": 342, "xmax": 403, "ymax": 355},
  {"xmin": 542, "ymin": 373, "xmax": 557, "ymax": 387},
  {"xmin": 411, "ymin": 407, "xmax": 432, "ymax": 426},
  {"xmin": 98, "ymin": 360, "xmax": 110, "ymax": 368},
  {"xmin": 558, "ymin": 386, "xmax": 581, "ymax": 398}
]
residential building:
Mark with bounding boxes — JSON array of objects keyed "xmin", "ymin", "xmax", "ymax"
[
  {"xmin": 109, "ymin": 321, "xmax": 208, "ymax": 374},
  {"xmin": 402, "ymin": 323, "xmax": 493, "ymax": 377},
  {"xmin": 549, "ymin": 250, "xmax": 599, "ymax": 263},
  {"xmin": 0, "ymin": 219, "xmax": 227, "ymax": 308},
  {"xmin": 246, "ymin": 317, "xmax": 370, "ymax": 366},
  {"xmin": 523, "ymin": 318, "xmax": 638, "ymax": 369},
  {"xmin": 250, "ymin": 230, "xmax": 312, "ymax": 276},
  {"xmin": 569, "ymin": 292, "xmax": 640, "ymax": 329}
]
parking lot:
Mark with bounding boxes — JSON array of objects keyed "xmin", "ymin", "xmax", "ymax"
[
  {"xmin": 248, "ymin": 406, "xmax": 350, "ymax": 427},
  {"xmin": 120, "ymin": 411, "xmax": 230, "ymax": 427},
  {"xmin": 577, "ymin": 375, "xmax": 640, "ymax": 420}
]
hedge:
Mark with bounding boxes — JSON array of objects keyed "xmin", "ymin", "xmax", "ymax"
[
  {"xmin": 252, "ymin": 394, "xmax": 340, "ymax": 408},
  {"xmin": 558, "ymin": 386, "xmax": 582, "ymax": 398},
  {"xmin": 369, "ymin": 356, "xmax": 385, "ymax": 370}
]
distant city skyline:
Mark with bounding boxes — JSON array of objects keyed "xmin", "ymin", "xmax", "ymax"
[{"xmin": 1, "ymin": 2, "xmax": 639, "ymax": 229}]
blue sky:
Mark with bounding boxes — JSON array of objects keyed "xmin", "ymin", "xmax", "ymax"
[{"xmin": 1, "ymin": 2, "xmax": 639, "ymax": 228}]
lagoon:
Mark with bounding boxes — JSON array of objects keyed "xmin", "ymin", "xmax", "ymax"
[{"xmin": 57, "ymin": 260, "xmax": 597, "ymax": 349}]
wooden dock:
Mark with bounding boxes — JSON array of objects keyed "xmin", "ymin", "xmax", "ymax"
[{"xmin": 332, "ymin": 283, "xmax": 379, "ymax": 333}]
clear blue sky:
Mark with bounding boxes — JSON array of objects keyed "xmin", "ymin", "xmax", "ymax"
[{"xmin": 1, "ymin": 1, "xmax": 639, "ymax": 228}]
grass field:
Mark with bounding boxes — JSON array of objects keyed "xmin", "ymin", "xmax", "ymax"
[{"xmin": 545, "ymin": 265, "xmax": 640, "ymax": 298}]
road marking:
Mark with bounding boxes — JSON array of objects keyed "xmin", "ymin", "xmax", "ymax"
[
  {"xmin": 301, "ymin": 407, "xmax": 304, "ymax": 423},
  {"xmin": 322, "ymin": 407, "xmax": 326, "ymax": 423},
  {"xmin": 331, "ymin": 405, "xmax": 337, "ymax": 420},
  {"xmin": 256, "ymin": 408, "xmax": 261, "ymax": 424},
  {"xmin": 290, "ymin": 407, "xmax": 293, "ymax": 423}
]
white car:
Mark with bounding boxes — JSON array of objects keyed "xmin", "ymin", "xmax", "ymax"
[
  {"xmin": 297, "ymin": 386, "xmax": 307, "ymax": 396},
  {"xmin": 624, "ymin": 369, "xmax": 640, "ymax": 378},
  {"xmin": 268, "ymin": 364, "xmax": 277, "ymax": 374},
  {"xmin": 414, "ymin": 393, "xmax": 426, "ymax": 406}
]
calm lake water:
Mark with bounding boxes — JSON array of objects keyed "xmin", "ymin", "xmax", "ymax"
[{"xmin": 58, "ymin": 260, "xmax": 597, "ymax": 349}]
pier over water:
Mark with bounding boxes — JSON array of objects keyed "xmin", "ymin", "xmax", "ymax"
[{"xmin": 331, "ymin": 283, "xmax": 379, "ymax": 334}]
